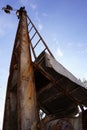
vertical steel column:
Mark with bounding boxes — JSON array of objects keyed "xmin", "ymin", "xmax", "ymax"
[
  {"xmin": 82, "ymin": 109, "xmax": 87, "ymax": 130},
  {"xmin": 17, "ymin": 8, "xmax": 40, "ymax": 130}
]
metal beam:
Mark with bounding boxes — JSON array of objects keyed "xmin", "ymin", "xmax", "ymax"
[
  {"xmin": 16, "ymin": 8, "xmax": 40, "ymax": 130},
  {"xmin": 33, "ymin": 62, "xmax": 83, "ymax": 106}
]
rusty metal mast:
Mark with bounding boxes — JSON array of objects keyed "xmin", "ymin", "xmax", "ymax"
[
  {"xmin": 2, "ymin": 6, "xmax": 41, "ymax": 130},
  {"xmin": 2, "ymin": 5, "xmax": 87, "ymax": 130}
]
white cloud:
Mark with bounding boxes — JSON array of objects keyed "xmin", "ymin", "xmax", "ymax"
[
  {"xmin": 35, "ymin": 12, "xmax": 40, "ymax": 23},
  {"xmin": 56, "ymin": 48, "xmax": 63, "ymax": 57},
  {"xmin": 20, "ymin": 1, "xmax": 43, "ymax": 31},
  {"xmin": 78, "ymin": 50, "xmax": 87, "ymax": 54},
  {"xmin": 77, "ymin": 43, "xmax": 83, "ymax": 47},
  {"xmin": 19, "ymin": 0, "xmax": 37, "ymax": 11},
  {"xmin": 0, "ymin": 16, "xmax": 14, "ymax": 37},
  {"xmin": 35, "ymin": 12, "xmax": 43, "ymax": 31},
  {"xmin": 52, "ymin": 37, "xmax": 63, "ymax": 58},
  {"xmin": 20, "ymin": 0, "xmax": 29, "ymax": 5},
  {"xmin": 30, "ymin": 3, "xmax": 37, "ymax": 10},
  {"xmin": 67, "ymin": 42, "xmax": 73, "ymax": 47},
  {"xmin": 0, "ymin": 17, "xmax": 7, "ymax": 37},
  {"xmin": 42, "ymin": 12, "xmax": 48, "ymax": 17},
  {"xmin": 38, "ymin": 23, "xmax": 43, "ymax": 30},
  {"xmin": 52, "ymin": 37, "xmax": 59, "ymax": 46}
]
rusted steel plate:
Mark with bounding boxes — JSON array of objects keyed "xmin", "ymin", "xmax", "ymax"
[
  {"xmin": 44, "ymin": 119, "xmax": 74, "ymax": 130},
  {"xmin": 33, "ymin": 51, "xmax": 87, "ymax": 118}
]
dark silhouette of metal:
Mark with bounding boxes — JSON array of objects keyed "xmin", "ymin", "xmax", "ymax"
[{"xmin": 2, "ymin": 5, "xmax": 13, "ymax": 13}]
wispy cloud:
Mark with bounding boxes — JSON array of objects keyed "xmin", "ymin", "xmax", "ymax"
[
  {"xmin": 35, "ymin": 12, "xmax": 43, "ymax": 30},
  {"xmin": 22, "ymin": 1, "xmax": 43, "ymax": 31},
  {"xmin": 67, "ymin": 42, "xmax": 87, "ymax": 48},
  {"xmin": 52, "ymin": 37, "xmax": 63, "ymax": 58},
  {"xmin": 20, "ymin": 0, "xmax": 29, "ymax": 5},
  {"xmin": 0, "ymin": 15, "xmax": 14, "ymax": 37},
  {"xmin": 67, "ymin": 42, "xmax": 73, "ymax": 47},
  {"xmin": 0, "ymin": 17, "xmax": 7, "ymax": 37},
  {"xmin": 52, "ymin": 37, "xmax": 59, "ymax": 46},
  {"xmin": 78, "ymin": 49, "xmax": 87, "ymax": 54},
  {"xmin": 77, "ymin": 43, "xmax": 83, "ymax": 47},
  {"xmin": 42, "ymin": 12, "xmax": 48, "ymax": 17},
  {"xmin": 56, "ymin": 48, "xmax": 63, "ymax": 57},
  {"xmin": 20, "ymin": 0, "xmax": 37, "ymax": 11},
  {"xmin": 76, "ymin": 42, "xmax": 87, "ymax": 54},
  {"xmin": 35, "ymin": 12, "xmax": 40, "ymax": 23},
  {"xmin": 30, "ymin": 3, "xmax": 37, "ymax": 10},
  {"xmin": 38, "ymin": 23, "xmax": 43, "ymax": 30}
]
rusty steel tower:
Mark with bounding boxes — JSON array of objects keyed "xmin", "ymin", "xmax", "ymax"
[
  {"xmin": 2, "ymin": 6, "xmax": 42, "ymax": 130},
  {"xmin": 2, "ymin": 5, "xmax": 54, "ymax": 130},
  {"xmin": 2, "ymin": 5, "xmax": 87, "ymax": 130}
]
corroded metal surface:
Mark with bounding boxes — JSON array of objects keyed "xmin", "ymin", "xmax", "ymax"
[
  {"xmin": 3, "ymin": 8, "xmax": 40, "ymax": 130},
  {"xmin": 42, "ymin": 119, "xmax": 74, "ymax": 130},
  {"xmin": 33, "ymin": 52, "xmax": 87, "ymax": 118},
  {"xmin": 17, "ymin": 10, "xmax": 40, "ymax": 130}
]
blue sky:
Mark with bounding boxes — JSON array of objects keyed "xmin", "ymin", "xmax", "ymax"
[{"xmin": 0, "ymin": 0, "xmax": 87, "ymax": 129}]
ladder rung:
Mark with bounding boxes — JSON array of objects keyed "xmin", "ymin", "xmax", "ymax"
[
  {"xmin": 30, "ymin": 31, "xmax": 37, "ymax": 41},
  {"xmin": 27, "ymin": 15, "xmax": 54, "ymax": 59},
  {"xmin": 27, "ymin": 21, "xmax": 31, "ymax": 26},
  {"xmin": 29, "ymin": 26, "xmax": 33, "ymax": 33},
  {"xmin": 33, "ymin": 39, "xmax": 41, "ymax": 49}
]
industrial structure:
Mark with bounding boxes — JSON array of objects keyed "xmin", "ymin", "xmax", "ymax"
[{"xmin": 2, "ymin": 6, "xmax": 87, "ymax": 130}]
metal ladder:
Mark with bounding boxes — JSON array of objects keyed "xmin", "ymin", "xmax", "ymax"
[{"xmin": 27, "ymin": 15, "xmax": 54, "ymax": 61}]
